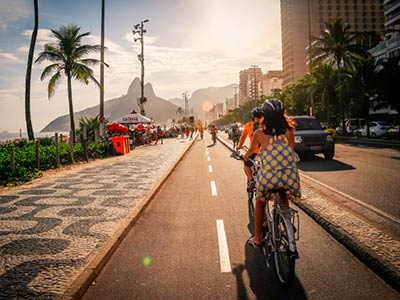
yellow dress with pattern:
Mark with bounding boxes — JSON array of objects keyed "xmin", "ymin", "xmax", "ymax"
[{"xmin": 255, "ymin": 135, "xmax": 301, "ymax": 201}]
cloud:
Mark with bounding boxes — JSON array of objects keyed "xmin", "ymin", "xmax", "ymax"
[
  {"xmin": 0, "ymin": 0, "xmax": 31, "ymax": 31},
  {"xmin": 21, "ymin": 29, "xmax": 54, "ymax": 47},
  {"xmin": 0, "ymin": 50, "xmax": 23, "ymax": 63}
]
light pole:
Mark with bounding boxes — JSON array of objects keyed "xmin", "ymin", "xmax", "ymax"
[
  {"xmin": 99, "ymin": 0, "xmax": 105, "ymax": 135},
  {"xmin": 133, "ymin": 19, "xmax": 149, "ymax": 115},
  {"xmin": 183, "ymin": 91, "xmax": 189, "ymax": 119}
]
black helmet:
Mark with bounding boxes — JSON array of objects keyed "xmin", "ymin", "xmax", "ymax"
[
  {"xmin": 251, "ymin": 107, "xmax": 263, "ymax": 118},
  {"xmin": 261, "ymin": 99, "xmax": 285, "ymax": 112}
]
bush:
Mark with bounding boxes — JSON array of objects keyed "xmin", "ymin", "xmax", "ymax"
[{"xmin": 0, "ymin": 140, "xmax": 112, "ymax": 186}]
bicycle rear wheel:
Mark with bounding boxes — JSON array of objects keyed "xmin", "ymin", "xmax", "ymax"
[{"xmin": 272, "ymin": 211, "xmax": 295, "ymax": 285}]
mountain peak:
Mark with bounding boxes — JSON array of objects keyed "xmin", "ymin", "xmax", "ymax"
[{"xmin": 127, "ymin": 77, "xmax": 141, "ymax": 96}]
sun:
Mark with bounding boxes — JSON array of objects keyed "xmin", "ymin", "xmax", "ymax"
[{"xmin": 202, "ymin": 100, "xmax": 214, "ymax": 112}]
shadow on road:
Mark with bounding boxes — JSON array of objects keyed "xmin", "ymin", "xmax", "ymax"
[
  {"xmin": 232, "ymin": 243, "xmax": 307, "ymax": 300},
  {"xmin": 298, "ymin": 155, "xmax": 355, "ymax": 172}
]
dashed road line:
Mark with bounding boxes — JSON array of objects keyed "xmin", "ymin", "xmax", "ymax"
[
  {"xmin": 207, "ymin": 156, "xmax": 211, "ymax": 161},
  {"xmin": 216, "ymin": 219, "xmax": 231, "ymax": 273},
  {"xmin": 208, "ymin": 165, "xmax": 213, "ymax": 173},
  {"xmin": 210, "ymin": 180, "xmax": 217, "ymax": 196}
]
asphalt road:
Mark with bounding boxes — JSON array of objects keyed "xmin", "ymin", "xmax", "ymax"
[
  {"xmin": 80, "ymin": 134, "xmax": 399, "ymax": 300},
  {"xmin": 297, "ymin": 143, "xmax": 400, "ymax": 238}
]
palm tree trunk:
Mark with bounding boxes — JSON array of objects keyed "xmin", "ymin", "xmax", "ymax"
[
  {"xmin": 25, "ymin": 0, "xmax": 38, "ymax": 141},
  {"xmin": 67, "ymin": 72, "xmax": 76, "ymax": 143}
]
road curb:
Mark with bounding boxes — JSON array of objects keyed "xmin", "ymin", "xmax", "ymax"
[
  {"xmin": 216, "ymin": 135, "xmax": 400, "ymax": 293},
  {"xmin": 293, "ymin": 200, "xmax": 400, "ymax": 292},
  {"xmin": 61, "ymin": 137, "xmax": 198, "ymax": 300}
]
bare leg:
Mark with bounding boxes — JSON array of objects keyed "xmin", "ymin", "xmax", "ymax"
[
  {"xmin": 252, "ymin": 199, "xmax": 266, "ymax": 244},
  {"xmin": 244, "ymin": 165, "xmax": 253, "ymax": 181}
]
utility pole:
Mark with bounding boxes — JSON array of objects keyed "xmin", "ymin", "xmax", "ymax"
[
  {"xmin": 133, "ymin": 19, "xmax": 149, "ymax": 116},
  {"xmin": 183, "ymin": 91, "xmax": 189, "ymax": 119},
  {"xmin": 234, "ymin": 86, "xmax": 238, "ymax": 108}
]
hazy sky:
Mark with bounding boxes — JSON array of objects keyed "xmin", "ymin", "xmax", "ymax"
[{"xmin": 0, "ymin": 0, "xmax": 282, "ymax": 132}]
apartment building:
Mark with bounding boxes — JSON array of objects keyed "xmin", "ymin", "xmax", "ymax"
[
  {"xmin": 260, "ymin": 70, "xmax": 284, "ymax": 97},
  {"xmin": 370, "ymin": 0, "xmax": 400, "ymax": 59},
  {"xmin": 281, "ymin": 0, "xmax": 385, "ymax": 87},
  {"xmin": 239, "ymin": 67, "xmax": 263, "ymax": 104}
]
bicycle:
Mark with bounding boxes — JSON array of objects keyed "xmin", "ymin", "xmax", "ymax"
[{"xmin": 232, "ymin": 150, "xmax": 300, "ymax": 286}]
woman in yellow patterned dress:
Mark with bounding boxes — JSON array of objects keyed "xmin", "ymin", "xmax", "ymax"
[{"xmin": 244, "ymin": 99, "xmax": 301, "ymax": 248}]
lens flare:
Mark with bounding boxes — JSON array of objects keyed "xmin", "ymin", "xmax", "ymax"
[{"xmin": 142, "ymin": 256, "xmax": 152, "ymax": 266}]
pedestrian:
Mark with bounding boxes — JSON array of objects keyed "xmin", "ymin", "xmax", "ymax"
[{"xmin": 156, "ymin": 125, "xmax": 164, "ymax": 144}]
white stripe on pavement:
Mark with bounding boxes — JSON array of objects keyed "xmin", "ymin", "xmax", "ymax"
[
  {"xmin": 216, "ymin": 219, "xmax": 231, "ymax": 273},
  {"xmin": 208, "ymin": 165, "xmax": 213, "ymax": 173},
  {"xmin": 207, "ymin": 156, "xmax": 211, "ymax": 161},
  {"xmin": 210, "ymin": 180, "xmax": 217, "ymax": 196}
]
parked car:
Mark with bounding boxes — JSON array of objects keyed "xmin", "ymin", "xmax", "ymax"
[
  {"xmin": 354, "ymin": 121, "xmax": 393, "ymax": 137},
  {"xmin": 388, "ymin": 125, "xmax": 399, "ymax": 138},
  {"xmin": 293, "ymin": 116, "xmax": 335, "ymax": 159},
  {"xmin": 345, "ymin": 118, "xmax": 366, "ymax": 135}
]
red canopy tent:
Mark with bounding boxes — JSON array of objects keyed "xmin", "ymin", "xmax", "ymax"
[{"xmin": 107, "ymin": 122, "xmax": 128, "ymax": 133}]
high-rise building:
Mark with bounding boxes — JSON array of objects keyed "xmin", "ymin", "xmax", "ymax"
[
  {"xmin": 281, "ymin": 0, "xmax": 385, "ymax": 87},
  {"xmin": 370, "ymin": 0, "xmax": 400, "ymax": 59},
  {"xmin": 261, "ymin": 70, "xmax": 284, "ymax": 97},
  {"xmin": 239, "ymin": 67, "xmax": 263, "ymax": 104}
]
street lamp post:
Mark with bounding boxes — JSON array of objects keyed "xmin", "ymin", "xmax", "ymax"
[
  {"xmin": 133, "ymin": 19, "xmax": 149, "ymax": 116},
  {"xmin": 183, "ymin": 91, "xmax": 189, "ymax": 119}
]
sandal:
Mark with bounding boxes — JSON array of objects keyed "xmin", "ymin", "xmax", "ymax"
[{"xmin": 247, "ymin": 237, "xmax": 262, "ymax": 248}]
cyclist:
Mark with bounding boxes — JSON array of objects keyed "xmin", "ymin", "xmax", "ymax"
[
  {"xmin": 210, "ymin": 125, "xmax": 218, "ymax": 145},
  {"xmin": 244, "ymin": 99, "xmax": 301, "ymax": 248},
  {"xmin": 237, "ymin": 107, "xmax": 264, "ymax": 192},
  {"xmin": 231, "ymin": 125, "xmax": 241, "ymax": 149}
]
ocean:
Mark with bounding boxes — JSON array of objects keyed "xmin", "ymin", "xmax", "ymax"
[{"xmin": 0, "ymin": 132, "xmax": 69, "ymax": 143}]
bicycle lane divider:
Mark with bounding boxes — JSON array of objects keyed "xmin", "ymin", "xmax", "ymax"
[
  {"xmin": 208, "ymin": 165, "xmax": 213, "ymax": 173},
  {"xmin": 216, "ymin": 219, "xmax": 232, "ymax": 273},
  {"xmin": 210, "ymin": 180, "xmax": 217, "ymax": 196}
]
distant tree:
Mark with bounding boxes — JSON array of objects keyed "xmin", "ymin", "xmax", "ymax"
[
  {"xmin": 25, "ymin": 0, "xmax": 38, "ymax": 141},
  {"xmin": 35, "ymin": 24, "xmax": 108, "ymax": 143}
]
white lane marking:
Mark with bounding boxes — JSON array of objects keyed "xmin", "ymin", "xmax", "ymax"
[
  {"xmin": 208, "ymin": 165, "xmax": 213, "ymax": 173},
  {"xmin": 207, "ymin": 156, "xmax": 211, "ymax": 161},
  {"xmin": 300, "ymin": 172, "xmax": 400, "ymax": 226},
  {"xmin": 210, "ymin": 180, "xmax": 217, "ymax": 196},
  {"xmin": 216, "ymin": 219, "xmax": 231, "ymax": 273}
]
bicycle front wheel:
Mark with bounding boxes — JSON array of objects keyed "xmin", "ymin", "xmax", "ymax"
[{"xmin": 272, "ymin": 212, "xmax": 295, "ymax": 285}]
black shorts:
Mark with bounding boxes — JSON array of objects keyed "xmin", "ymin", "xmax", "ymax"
[{"xmin": 244, "ymin": 153, "xmax": 257, "ymax": 167}]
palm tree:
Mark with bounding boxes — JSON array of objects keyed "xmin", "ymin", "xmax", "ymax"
[
  {"xmin": 25, "ymin": 0, "xmax": 38, "ymax": 141},
  {"xmin": 311, "ymin": 64, "xmax": 338, "ymax": 124},
  {"xmin": 35, "ymin": 24, "xmax": 107, "ymax": 143},
  {"xmin": 308, "ymin": 18, "xmax": 367, "ymax": 134}
]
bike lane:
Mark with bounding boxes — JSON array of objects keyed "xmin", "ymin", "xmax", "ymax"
[{"xmin": 81, "ymin": 132, "xmax": 399, "ymax": 300}]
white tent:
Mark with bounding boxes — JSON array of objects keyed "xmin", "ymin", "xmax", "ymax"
[{"xmin": 115, "ymin": 113, "xmax": 152, "ymax": 124}]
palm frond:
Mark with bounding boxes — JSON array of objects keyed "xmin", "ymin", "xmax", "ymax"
[
  {"xmin": 40, "ymin": 63, "xmax": 62, "ymax": 81},
  {"xmin": 75, "ymin": 45, "xmax": 102, "ymax": 57},
  {"xmin": 48, "ymin": 71, "xmax": 62, "ymax": 99}
]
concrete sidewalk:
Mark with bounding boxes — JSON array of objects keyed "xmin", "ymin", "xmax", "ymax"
[
  {"xmin": 0, "ymin": 137, "xmax": 196, "ymax": 300},
  {"xmin": 217, "ymin": 133, "xmax": 400, "ymax": 293}
]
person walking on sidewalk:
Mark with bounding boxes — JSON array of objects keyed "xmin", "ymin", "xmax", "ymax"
[
  {"xmin": 155, "ymin": 125, "xmax": 164, "ymax": 144},
  {"xmin": 237, "ymin": 107, "xmax": 264, "ymax": 192}
]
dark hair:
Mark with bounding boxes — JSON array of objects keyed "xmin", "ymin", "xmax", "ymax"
[{"xmin": 262, "ymin": 110, "xmax": 295, "ymax": 135}]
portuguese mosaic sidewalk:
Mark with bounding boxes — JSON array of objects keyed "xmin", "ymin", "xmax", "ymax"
[{"xmin": 0, "ymin": 137, "xmax": 194, "ymax": 300}]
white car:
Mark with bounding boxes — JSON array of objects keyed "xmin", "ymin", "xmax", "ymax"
[{"xmin": 354, "ymin": 121, "xmax": 393, "ymax": 137}]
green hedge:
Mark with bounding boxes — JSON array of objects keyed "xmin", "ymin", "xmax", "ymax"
[{"xmin": 0, "ymin": 140, "xmax": 111, "ymax": 185}]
